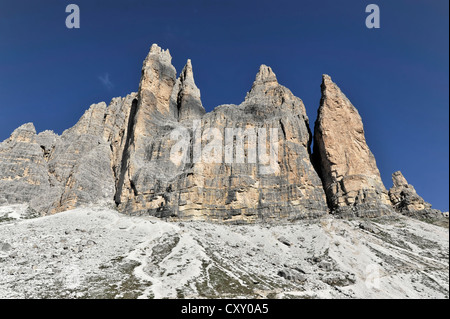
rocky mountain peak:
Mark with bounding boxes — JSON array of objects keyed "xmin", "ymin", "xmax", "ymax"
[
  {"xmin": 176, "ymin": 59, "xmax": 205, "ymax": 121},
  {"xmin": 179, "ymin": 59, "xmax": 197, "ymax": 92},
  {"xmin": 320, "ymin": 74, "xmax": 352, "ymax": 110},
  {"xmin": 0, "ymin": 44, "xmax": 445, "ymax": 224},
  {"xmin": 181, "ymin": 59, "xmax": 193, "ymax": 78},
  {"xmin": 137, "ymin": 44, "xmax": 178, "ymax": 119},
  {"xmin": 392, "ymin": 171, "xmax": 409, "ymax": 187},
  {"xmin": 243, "ymin": 65, "xmax": 309, "ymax": 119},
  {"xmin": 8, "ymin": 123, "xmax": 37, "ymax": 143},
  {"xmin": 146, "ymin": 43, "xmax": 173, "ymax": 64},
  {"xmin": 246, "ymin": 64, "xmax": 279, "ymax": 97},
  {"xmin": 254, "ymin": 64, "xmax": 278, "ymax": 84},
  {"xmin": 321, "ymin": 74, "xmax": 333, "ymax": 85}
]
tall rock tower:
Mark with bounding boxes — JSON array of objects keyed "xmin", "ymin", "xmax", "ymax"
[{"xmin": 313, "ymin": 75, "xmax": 393, "ymax": 217}]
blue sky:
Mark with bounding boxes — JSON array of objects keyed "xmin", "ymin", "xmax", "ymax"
[{"xmin": 0, "ymin": 0, "xmax": 448, "ymax": 211}]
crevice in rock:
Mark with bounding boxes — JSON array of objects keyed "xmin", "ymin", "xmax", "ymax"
[
  {"xmin": 176, "ymin": 87, "xmax": 183, "ymax": 121},
  {"xmin": 130, "ymin": 179, "xmax": 138, "ymax": 197},
  {"xmin": 279, "ymin": 119, "xmax": 286, "ymax": 140},
  {"xmin": 311, "ymin": 107, "xmax": 332, "ymax": 212},
  {"xmin": 114, "ymin": 98, "xmax": 138, "ymax": 205}
]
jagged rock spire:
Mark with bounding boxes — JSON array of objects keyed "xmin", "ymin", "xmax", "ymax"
[
  {"xmin": 243, "ymin": 65, "xmax": 308, "ymax": 119},
  {"xmin": 145, "ymin": 43, "xmax": 173, "ymax": 66},
  {"xmin": 181, "ymin": 59, "xmax": 194, "ymax": 81},
  {"xmin": 313, "ymin": 74, "xmax": 392, "ymax": 217},
  {"xmin": 2, "ymin": 44, "xmax": 443, "ymax": 223},
  {"xmin": 389, "ymin": 171, "xmax": 443, "ymax": 220},
  {"xmin": 137, "ymin": 43, "xmax": 178, "ymax": 119},
  {"xmin": 254, "ymin": 64, "xmax": 278, "ymax": 84},
  {"xmin": 245, "ymin": 65, "xmax": 279, "ymax": 100},
  {"xmin": 391, "ymin": 171, "xmax": 409, "ymax": 188},
  {"xmin": 175, "ymin": 59, "xmax": 205, "ymax": 121},
  {"xmin": 137, "ymin": 45, "xmax": 205, "ymax": 122}
]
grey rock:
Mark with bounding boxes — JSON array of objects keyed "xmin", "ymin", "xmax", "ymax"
[
  {"xmin": 175, "ymin": 59, "xmax": 206, "ymax": 121},
  {"xmin": 16, "ymin": 259, "xmax": 27, "ymax": 265},
  {"xmin": 389, "ymin": 171, "xmax": 443, "ymax": 221},
  {"xmin": 318, "ymin": 261, "xmax": 333, "ymax": 271},
  {"xmin": 86, "ymin": 240, "xmax": 96, "ymax": 246},
  {"xmin": 116, "ymin": 51, "xmax": 328, "ymax": 222},
  {"xmin": 1, "ymin": 242, "xmax": 12, "ymax": 252},
  {"xmin": 278, "ymin": 236, "xmax": 292, "ymax": 247},
  {"xmin": 0, "ymin": 92, "xmax": 138, "ymax": 215},
  {"xmin": 0, "ymin": 44, "xmax": 441, "ymax": 225},
  {"xmin": 0, "ymin": 123, "xmax": 53, "ymax": 208},
  {"xmin": 9, "ymin": 251, "xmax": 18, "ymax": 258},
  {"xmin": 277, "ymin": 268, "xmax": 306, "ymax": 283},
  {"xmin": 359, "ymin": 221, "xmax": 380, "ymax": 234},
  {"xmin": 321, "ymin": 272, "xmax": 356, "ymax": 287}
]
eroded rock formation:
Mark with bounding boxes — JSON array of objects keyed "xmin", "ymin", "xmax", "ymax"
[
  {"xmin": 389, "ymin": 171, "xmax": 442, "ymax": 220},
  {"xmin": 0, "ymin": 44, "xmax": 443, "ymax": 222},
  {"xmin": 115, "ymin": 50, "xmax": 328, "ymax": 222},
  {"xmin": 0, "ymin": 123, "xmax": 51, "ymax": 206},
  {"xmin": 313, "ymin": 75, "xmax": 393, "ymax": 217}
]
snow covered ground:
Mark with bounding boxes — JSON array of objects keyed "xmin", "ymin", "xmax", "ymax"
[{"xmin": 0, "ymin": 205, "xmax": 448, "ymax": 299}]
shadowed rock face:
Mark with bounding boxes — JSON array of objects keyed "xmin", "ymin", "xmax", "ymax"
[
  {"xmin": 0, "ymin": 94, "xmax": 139, "ymax": 215},
  {"xmin": 313, "ymin": 75, "xmax": 393, "ymax": 217},
  {"xmin": 1, "ymin": 44, "xmax": 442, "ymax": 223}
]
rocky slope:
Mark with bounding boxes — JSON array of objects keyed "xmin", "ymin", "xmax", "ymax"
[
  {"xmin": 0, "ymin": 44, "xmax": 445, "ymax": 223},
  {"xmin": 0, "ymin": 205, "xmax": 448, "ymax": 299}
]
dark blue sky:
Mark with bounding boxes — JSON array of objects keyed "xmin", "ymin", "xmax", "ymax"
[{"xmin": 0, "ymin": 0, "xmax": 448, "ymax": 211}]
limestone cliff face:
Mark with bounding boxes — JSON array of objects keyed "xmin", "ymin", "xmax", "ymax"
[
  {"xmin": 0, "ymin": 124, "xmax": 51, "ymax": 207},
  {"xmin": 0, "ymin": 94, "xmax": 137, "ymax": 215},
  {"xmin": 177, "ymin": 64, "xmax": 329, "ymax": 221},
  {"xmin": 0, "ymin": 44, "xmax": 442, "ymax": 222},
  {"xmin": 114, "ymin": 45, "xmax": 207, "ymax": 215},
  {"xmin": 313, "ymin": 75, "xmax": 392, "ymax": 217},
  {"xmin": 45, "ymin": 94, "xmax": 138, "ymax": 214},
  {"xmin": 115, "ymin": 54, "xmax": 328, "ymax": 222}
]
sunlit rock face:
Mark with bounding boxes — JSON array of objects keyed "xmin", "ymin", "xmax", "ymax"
[
  {"xmin": 313, "ymin": 75, "xmax": 393, "ymax": 218},
  {"xmin": 4, "ymin": 44, "xmax": 443, "ymax": 223},
  {"xmin": 0, "ymin": 45, "xmax": 330, "ymax": 222},
  {"xmin": 116, "ymin": 53, "xmax": 328, "ymax": 222}
]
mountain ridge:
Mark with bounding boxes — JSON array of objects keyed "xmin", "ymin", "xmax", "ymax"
[{"xmin": 0, "ymin": 44, "xmax": 445, "ymax": 224}]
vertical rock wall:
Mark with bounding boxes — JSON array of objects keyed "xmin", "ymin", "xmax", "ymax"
[
  {"xmin": 313, "ymin": 75, "xmax": 393, "ymax": 217},
  {"xmin": 1, "ymin": 44, "xmax": 442, "ymax": 222}
]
